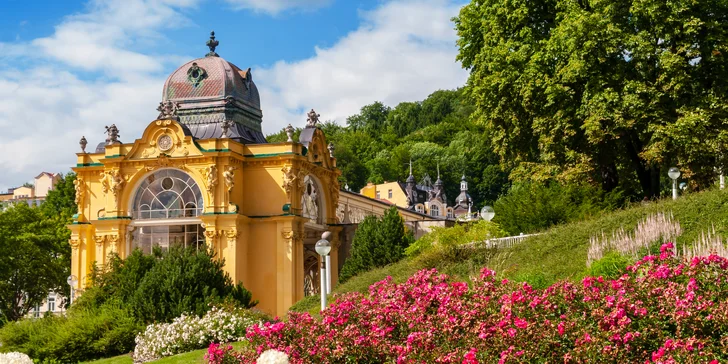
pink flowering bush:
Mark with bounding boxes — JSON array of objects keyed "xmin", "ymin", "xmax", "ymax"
[{"xmin": 211, "ymin": 244, "xmax": 728, "ymax": 363}]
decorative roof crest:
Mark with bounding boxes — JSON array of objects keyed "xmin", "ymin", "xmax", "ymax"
[
  {"xmin": 306, "ymin": 109, "xmax": 320, "ymax": 128},
  {"xmin": 206, "ymin": 31, "xmax": 219, "ymax": 57},
  {"xmin": 157, "ymin": 100, "xmax": 180, "ymax": 121}
]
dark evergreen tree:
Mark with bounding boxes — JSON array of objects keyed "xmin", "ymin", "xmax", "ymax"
[{"xmin": 339, "ymin": 207, "xmax": 413, "ymax": 282}]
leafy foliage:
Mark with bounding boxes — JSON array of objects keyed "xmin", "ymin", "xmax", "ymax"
[
  {"xmin": 267, "ymin": 90, "xmax": 510, "ymax": 206},
  {"xmin": 89, "ymin": 247, "xmax": 257, "ymax": 323},
  {"xmin": 0, "ymin": 203, "xmax": 70, "ymax": 322},
  {"xmin": 339, "ymin": 207, "xmax": 414, "ymax": 283},
  {"xmin": 493, "ymin": 182, "xmax": 624, "ymax": 235},
  {"xmin": 455, "ymin": 0, "xmax": 728, "ymax": 197},
  {"xmin": 405, "ymin": 220, "xmax": 505, "ymax": 257},
  {"xmin": 0, "ymin": 303, "xmax": 141, "ymax": 363}
]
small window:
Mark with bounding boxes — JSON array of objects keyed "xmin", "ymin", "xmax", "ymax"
[
  {"xmin": 47, "ymin": 296, "xmax": 56, "ymax": 312},
  {"xmin": 447, "ymin": 209, "xmax": 454, "ymax": 218},
  {"xmin": 415, "ymin": 205, "xmax": 424, "ymax": 213},
  {"xmin": 431, "ymin": 205, "xmax": 440, "ymax": 217},
  {"xmin": 388, "ymin": 189, "xmax": 393, "ymax": 199},
  {"xmin": 33, "ymin": 304, "xmax": 40, "ymax": 318},
  {"xmin": 376, "ymin": 191, "xmax": 381, "ymax": 199}
]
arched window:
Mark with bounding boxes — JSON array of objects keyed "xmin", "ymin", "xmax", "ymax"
[
  {"xmin": 415, "ymin": 204, "xmax": 424, "ymax": 213},
  {"xmin": 430, "ymin": 204, "xmax": 440, "ymax": 217},
  {"xmin": 130, "ymin": 169, "xmax": 205, "ymax": 254},
  {"xmin": 447, "ymin": 208, "xmax": 454, "ymax": 219}
]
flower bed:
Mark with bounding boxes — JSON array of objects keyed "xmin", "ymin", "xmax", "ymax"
[
  {"xmin": 133, "ymin": 306, "xmax": 266, "ymax": 363},
  {"xmin": 211, "ymin": 243, "xmax": 728, "ymax": 363},
  {"xmin": 0, "ymin": 352, "xmax": 33, "ymax": 364}
]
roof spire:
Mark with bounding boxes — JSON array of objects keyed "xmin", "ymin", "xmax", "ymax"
[
  {"xmin": 437, "ymin": 163, "xmax": 440, "ymax": 179},
  {"xmin": 409, "ymin": 159, "xmax": 413, "ymax": 176},
  {"xmin": 206, "ymin": 31, "xmax": 219, "ymax": 57}
]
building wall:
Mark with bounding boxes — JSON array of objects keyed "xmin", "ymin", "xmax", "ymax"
[
  {"xmin": 68, "ymin": 119, "xmax": 340, "ymax": 317},
  {"xmin": 34, "ymin": 173, "xmax": 60, "ymax": 198},
  {"xmin": 12, "ymin": 186, "xmax": 34, "ymax": 199}
]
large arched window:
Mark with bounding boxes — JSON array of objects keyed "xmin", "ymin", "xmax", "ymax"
[{"xmin": 130, "ymin": 169, "xmax": 205, "ymax": 254}]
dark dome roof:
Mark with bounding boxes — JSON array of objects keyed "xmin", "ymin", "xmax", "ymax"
[
  {"xmin": 158, "ymin": 32, "xmax": 266, "ymax": 144},
  {"xmin": 162, "ymin": 56, "xmax": 260, "ymax": 110}
]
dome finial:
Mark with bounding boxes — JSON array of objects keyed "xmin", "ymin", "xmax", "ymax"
[{"xmin": 206, "ymin": 31, "xmax": 219, "ymax": 57}]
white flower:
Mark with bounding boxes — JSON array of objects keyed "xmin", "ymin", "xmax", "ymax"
[
  {"xmin": 257, "ymin": 349, "xmax": 289, "ymax": 364},
  {"xmin": 0, "ymin": 352, "xmax": 34, "ymax": 364}
]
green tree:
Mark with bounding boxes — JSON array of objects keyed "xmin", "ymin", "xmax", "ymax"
[
  {"xmin": 41, "ymin": 172, "xmax": 77, "ymax": 218},
  {"xmin": 0, "ymin": 204, "xmax": 69, "ymax": 322},
  {"xmin": 455, "ymin": 0, "xmax": 728, "ymax": 197},
  {"xmin": 339, "ymin": 207, "xmax": 413, "ymax": 282}
]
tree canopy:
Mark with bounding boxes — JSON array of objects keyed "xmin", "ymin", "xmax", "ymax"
[
  {"xmin": 267, "ymin": 89, "xmax": 510, "ymax": 206},
  {"xmin": 455, "ymin": 0, "xmax": 728, "ymax": 197}
]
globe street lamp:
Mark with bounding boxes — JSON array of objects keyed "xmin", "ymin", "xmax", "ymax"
[
  {"xmin": 480, "ymin": 206, "xmax": 495, "ymax": 222},
  {"xmin": 668, "ymin": 167, "xmax": 680, "ymax": 200},
  {"xmin": 315, "ymin": 235, "xmax": 331, "ymax": 311},
  {"xmin": 66, "ymin": 275, "xmax": 78, "ymax": 306}
]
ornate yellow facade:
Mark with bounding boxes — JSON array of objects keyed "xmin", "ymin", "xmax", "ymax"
[
  {"xmin": 68, "ymin": 34, "xmax": 342, "ymax": 316},
  {"xmin": 69, "ymin": 119, "xmax": 340, "ymax": 316}
]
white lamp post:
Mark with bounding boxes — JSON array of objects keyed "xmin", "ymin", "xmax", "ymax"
[
  {"xmin": 66, "ymin": 275, "xmax": 78, "ymax": 306},
  {"xmin": 668, "ymin": 167, "xmax": 680, "ymax": 200},
  {"xmin": 480, "ymin": 206, "xmax": 495, "ymax": 221},
  {"xmin": 315, "ymin": 236, "xmax": 331, "ymax": 311}
]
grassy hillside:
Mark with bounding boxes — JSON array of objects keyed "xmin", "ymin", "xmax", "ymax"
[{"xmin": 292, "ymin": 188, "xmax": 728, "ymax": 313}]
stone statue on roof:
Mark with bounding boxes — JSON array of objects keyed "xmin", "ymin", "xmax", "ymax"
[
  {"xmin": 105, "ymin": 124, "xmax": 120, "ymax": 145},
  {"xmin": 306, "ymin": 109, "xmax": 320, "ymax": 128},
  {"xmin": 157, "ymin": 100, "xmax": 180, "ymax": 121}
]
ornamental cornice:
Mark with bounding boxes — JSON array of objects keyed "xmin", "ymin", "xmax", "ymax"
[{"xmin": 94, "ymin": 235, "xmax": 106, "ymax": 246}]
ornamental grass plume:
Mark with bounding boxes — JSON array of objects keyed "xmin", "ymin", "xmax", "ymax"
[
  {"xmin": 588, "ymin": 212, "xmax": 681, "ymax": 266},
  {"xmin": 220, "ymin": 243, "xmax": 728, "ymax": 363},
  {"xmin": 0, "ymin": 352, "xmax": 33, "ymax": 364},
  {"xmin": 682, "ymin": 226, "xmax": 728, "ymax": 260}
]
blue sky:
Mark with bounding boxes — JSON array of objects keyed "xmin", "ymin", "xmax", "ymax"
[{"xmin": 0, "ymin": 0, "xmax": 468, "ymax": 191}]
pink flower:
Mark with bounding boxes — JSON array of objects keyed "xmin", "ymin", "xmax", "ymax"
[{"xmin": 557, "ymin": 321, "xmax": 565, "ymax": 336}]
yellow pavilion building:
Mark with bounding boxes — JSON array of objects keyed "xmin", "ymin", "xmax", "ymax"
[{"xmin": 67, "ymin": 33, "xmax": 343, "ymax": 316}]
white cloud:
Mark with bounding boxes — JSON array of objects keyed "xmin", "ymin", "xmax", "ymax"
[
  {"xmin": 0, "ymin": 0, "xmax": 198, "ymax": 191},
  {"xmin": 224, "ymin": 0, "xmax": 332, "ymax": 14},
  {"xmin": 0, "ymin": 0, "xmax": 469, "ymax": 191},
  {"xmin": 255, "ymin": 0, "xmax": 468, "ymax": 132}
]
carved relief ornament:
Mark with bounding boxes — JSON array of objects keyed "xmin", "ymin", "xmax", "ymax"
[
  {"xmin": 281, "ymin": 165, "xmax": 297, "ymax": 201},
  {"xmin": 73, "ymin": 177, "xmax": 86, "ymax": 206}
]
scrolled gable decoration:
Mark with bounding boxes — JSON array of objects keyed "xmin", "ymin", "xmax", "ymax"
[{"xmin": 281, "ymin": 165, "xmax": 297, "ymax": 202}]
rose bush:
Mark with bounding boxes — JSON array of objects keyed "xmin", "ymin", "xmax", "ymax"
[
  {"xmin": 133, "ymin": 306, "xmax": 268, "ymax": 363},
  {"xmin": 211, "ymin": 244, "xmax": 728, "ymax": 363}
]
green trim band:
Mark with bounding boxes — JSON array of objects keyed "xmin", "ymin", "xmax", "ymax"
[
  {"xmin": 202, "ymin": 211, "xmax": 238, "ymax": 215},
  {"xmin": 243, "ymin": 152, "xmax": 297, "ymax": 158},
  {"xmin": 71, "ymin": 221, "xmax": 91, "ymax": 225},
  {"xmin": 98, "ymin": 216, "xmax": 132, "ymax": 220},
  {"xmin": 76, "ymin": 163, "xmax": 104, "ymax": 167},
  {"xmin": 104, "ymin": 155, "xmax": 124, "ymax": 159}
]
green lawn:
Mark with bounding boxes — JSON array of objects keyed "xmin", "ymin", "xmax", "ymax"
[
  {"xmin": 292, "ymin": 188, "xmax": 728, "ymax": 313},
  {"xmin": 82, "ymin": 342, "xmax": 247, "ymax": 364}
]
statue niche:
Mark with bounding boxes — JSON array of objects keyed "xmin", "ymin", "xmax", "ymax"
[{"xmin": 301, "ymin": 175, "xmax": 320, "ymax": 224}]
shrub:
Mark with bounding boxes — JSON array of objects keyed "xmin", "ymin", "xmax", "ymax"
[
  {"xmin": 493, "ymin": 182, "xmax": 624, "ymax": 235},
  {"xmin": 339, "ymin": 207, "xmax": 414, "ymax": 282},
  {"xmin": 405, "ymin": 220, "xmax": 504, "ymax": 257},
  {"xmin": 228, "ymin": 244, "xmax": 728, "ymax": 363},
  {"xmin": 92, "ymin": 246, "xmax": 256, "ymax": 323},
  {"xmin": 585, "ymin": 251, "xmax": 632, "ymax": 279},
  {"xmin": 133, "ymin": 306, "xmax": 269, "ymax": 363},
  {"xmin": 0, "ymin": 303, "xmax": 141, "ymax": 363}
]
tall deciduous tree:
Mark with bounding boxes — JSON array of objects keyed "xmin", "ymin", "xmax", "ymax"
[
  {"xmin": 455, "ymin": 0, "xmax": 728, "ymax": 197},
  {"xmin": 0, "ymin": 203, "xmax": 69, "ymax": 322}
]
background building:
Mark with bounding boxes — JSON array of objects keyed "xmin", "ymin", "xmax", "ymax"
[{"xmin": 1, "ymin": 172, "xmax": 61, "ymax": 210}]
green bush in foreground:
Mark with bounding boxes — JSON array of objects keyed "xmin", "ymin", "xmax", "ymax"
[
  {"xmin": 0, "ymin": 303, "xmax": 141, "ymax": 363},
  {"xmin": 0, "ymin": 247, "xmax": 258, "ymax": 363}
]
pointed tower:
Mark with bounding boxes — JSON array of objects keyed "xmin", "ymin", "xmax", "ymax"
[
  {"xmin": 405, "ymin": 159, "xmax": 417, "ymax": 207},
  {"xmin": 454, "ymin": 174, "xmax": 472, "ymax": 215},
  {"xmin": 432, "ymin": 163, "xmax": 446, "ymax": 203}
]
